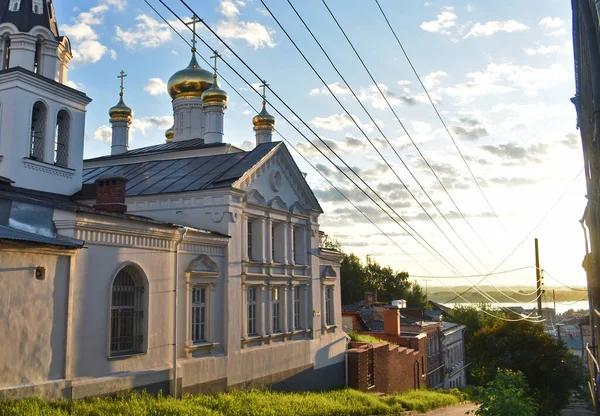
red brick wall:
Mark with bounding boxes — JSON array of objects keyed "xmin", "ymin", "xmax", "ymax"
[{"xmin": 94, "ymin": 176, "xmax": 128, "ymax": 213}]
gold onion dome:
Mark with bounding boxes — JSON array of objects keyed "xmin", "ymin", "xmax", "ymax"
[
  {"xmin": 165, "ymin": 125, "xmax": 174, "ymax": 142},
  {"xmin": 167, "ymin": 53, "xmax": 214, "ymax": 99},
  {"xmin": 252, "ymin": 103, "xmax": 276, "ymax": 129},
  {"xmin": 202, "ymin": 77, "xmax": 228, "ymax": 104},
  {"xmin": 109, "ymin": 95, "xmax": 133, "ymax": 119}
]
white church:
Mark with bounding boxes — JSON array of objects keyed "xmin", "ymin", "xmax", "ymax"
[{"xmin": 0, "ymin": 0, "xmax": 346, "ymax": 399}]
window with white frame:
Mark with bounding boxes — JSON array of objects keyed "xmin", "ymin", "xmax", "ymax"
[
  {"xmin": 272, "ymin": 286, "xmax": 281, "ymax": 332},
  {"xmin": 191, "ymin": 286, "xmax": 207, "ymax": 343},
  {"xmin": 110, "ymin": 266, "xmax": 145, "ymax": 357},
  {"xmin": 247, "ymin": 287, "xmax": 257, "ymax": 336},
  {"xmin": 293, "ymin": 286, "xmax": 302, "ymax": 329},
  {"xmin": 32, "ymin": 0, "xmax": 42, "ymax": 14},
  {"xmin": 293, "ymin": 226, "xmax": 305, "ymax": 265},
  {"xmin": 247, "ymin": 220, "xmax": 253, "ymax": 260},
  {"xmin": 325, "ymin": 286, "xmax": 334, "ymax": 326},
  {"xmin": 30, "ymin": 101, "xmax": 47, "ymax": 161},
  {"xmin": 271, "ymin": 224, "xmax": 276, "ymax": 262},
  {"xmin": 9, "ymin": 0, "xmax": 20, "ymax": 12}
]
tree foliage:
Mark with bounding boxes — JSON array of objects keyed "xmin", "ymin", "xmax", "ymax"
[
  {"xmin": 448, "ymin": 304, "xmax": 505, "ymax": 345},
  {"xmin": 340, "ymin": 254, "xmax": 427, "ymax": 308},
  {"xmin": 472, "ymin": 369, "xmax": 537, "ymax": 416},
  {"xmin": 468, "ymin": 320, "xmax": 583, "ymax": 415}
]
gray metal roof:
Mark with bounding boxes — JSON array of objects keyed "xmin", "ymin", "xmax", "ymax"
[
  {"xmin": 0, "ymin": 224, "xmax": 83, "ymax": 248},
  {"xmin": 85, "ymin": 139, "xmax": 228, "ymax": 162},
  {"xmin": 0, "ymin": 0, "xmax": 60, "ymax": 38},
  {"xmin": 81, "ymin": 142, "xmax": 281, "ymax": 197}
]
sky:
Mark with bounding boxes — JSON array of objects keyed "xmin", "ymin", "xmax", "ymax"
[{"xmin": 57, "ymin": 0, "xmax": 587, "ymax": 299}]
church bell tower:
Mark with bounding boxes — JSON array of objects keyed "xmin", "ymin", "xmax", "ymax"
[{"xmin": 0, "ymin": 0, "xmax": 92, "ymax": 195}]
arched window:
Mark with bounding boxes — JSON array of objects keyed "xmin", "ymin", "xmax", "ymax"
[
  {"xmin": 32, "ymin": 0, "xmax": 43, "ymax": 14},
  {"xmin": 2, "ymin": 35, "xmax": 10, "ymax": 70},
  {"xmin": 9, "ymin": 0, "xmax": 20, "ymax": 12},
  {"xmin": 54, "ymin": 110, "xmax": 70, "ymax": 167},
  {"xmin": 110, "ymin": 266, "xmax": 146, "ymax": 357},
  {"xmin": 29, "ymin": 101, "xmax": 47, "ymax": 161}
]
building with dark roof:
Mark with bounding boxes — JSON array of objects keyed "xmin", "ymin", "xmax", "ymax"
[{"xmin": 0, "ymin": 0, "xmax": 345, "ymax": 400}]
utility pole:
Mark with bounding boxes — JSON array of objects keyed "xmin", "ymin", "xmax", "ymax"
[{"xmin": 535, "ymin": 238, "xmax": 543, "ymax": 317}]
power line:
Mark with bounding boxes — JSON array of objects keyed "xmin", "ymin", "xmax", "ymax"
[
  {"xmin": 141, "ymin": 0, "xmax": 431, "ymax": 274},
  {"xmin": 445, "ymin": 168, "xmax": 584, "ymax": 303},
  {"xmin": 543, "ymin": 269, "xmax": 588, "ymax": 291},
  {"xmin": 313, "ymin": 0, "xmax": 496, "ymax": 263},
  {"xmin": 261, "ymin": 0, "xmax": 488, "ymax": 275},
  {"xmin": 372, "ymin": 0, "xmax": 505, "ymax": 232},
  {"xmin": 165, "ymin": 0, "xmax": 471, "ymax": 276},
  {"xmin": 410, "ymin": 266, "xmax": 535, "ymax": 279},
  {"xmin": 149, "ymin": 0, "xmax": 446, "ymax": 274}
]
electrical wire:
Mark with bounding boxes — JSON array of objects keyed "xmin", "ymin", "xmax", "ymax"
[
  {"xmin": 144, "ymin": 0, "xmax": 437, "ymax": 274},
  {"xmin": 410, "ymin": 266, "xmax": 535, "ymax": 279},
  {"xmin": 543, "ymin": 269, "xmax": 589, "ymax": 291},
  {"xmin": 261, "ymin": 0, "xmax": 488, "ymax": 277},
  {"xmin": 372, "ymin": 0, "xmax": 505, "ymax": 232},
  {"xmin": 164, "ymin": 0, "xmax": 471, "ymax": 276}
]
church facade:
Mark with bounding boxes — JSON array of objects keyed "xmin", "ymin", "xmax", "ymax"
[{"xmin": 0, "ymin": 0, "xmax": 346, "ymax": 399}]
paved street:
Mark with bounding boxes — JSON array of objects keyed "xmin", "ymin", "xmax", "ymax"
[
  {"xmin": 561, "ymin": 403, "xmax": 596, "ymax": 416},
  {"xmin": 421, "ymin": 402, "xmax": 478, "ymax": 415}
]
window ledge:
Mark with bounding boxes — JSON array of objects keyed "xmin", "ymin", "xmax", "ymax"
[
  {"xmin": 321, "ymin": 324, "xmax": 337, "ymax": 333},
  {"xmin": 23, "ymin": 157, "xmax": 74, "ymax": 178},
  {"xmin": 107, "ymin": 351, "xmax": 147, "ymax": 361},
  {"xmin": 185, "ymin": 342, "xmax": 219, "ymax": 352}
]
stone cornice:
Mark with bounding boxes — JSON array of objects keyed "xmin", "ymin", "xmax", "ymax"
[{"xmin": 23, "ymin": 157, "xmax": 75, "ymax": 178}]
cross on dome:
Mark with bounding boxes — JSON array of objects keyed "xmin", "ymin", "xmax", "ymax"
[
  {"xmin": 210, "ymin": 51, "xmax": 220, "ymax": 78},
  {"xmin": 118, "ymin": 70, "xmax": 127, "ymax": 97},
  {"xmin": 186, "ymin": 14, "xmax": 201, "ymax": 52},
  {"xmin": 259, "ymin": 81, "xmax": 269, "ymax": 106}
]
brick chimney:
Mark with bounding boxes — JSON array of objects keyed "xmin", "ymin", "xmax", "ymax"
[
  {"xmin": 384, "ymin": 308, "xmax": 401, "ymax": 336},
  {"xmin": 94, "ymin": 175, "xmax": 128, "ymax": 214},
  {"xmin": 372, "ymin": 302, "xmax": 386, "ymax": 322},
  {"xmin": 364, "ymin": 291, "xmax": 377, "ymax": 308}
]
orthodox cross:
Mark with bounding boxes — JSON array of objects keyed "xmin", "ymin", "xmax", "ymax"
[
  {"xmin": 210, "ymin": 51, "xmax": 220, "ymax": 77},
  {"xmin": 117, "ymin": 70, "xmax": 127, "ymax": 97},
  {"xmin": 186, "ymin": 15, "xmax": 201, "ymax": 51},
  {"xmin": 259, "ymin": 81, "xmax": 269, "ymax": 104}
]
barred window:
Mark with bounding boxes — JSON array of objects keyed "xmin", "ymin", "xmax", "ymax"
[
  {"xmin": 110, "ymin": 266, "xmax": 145, "ymax": 357},
  {"xmin": 325, "ymin": 286, "xmax": 334, "ymax": 326},
  {"xmin": 54, "ymin": 110, "xmax": 70, "ymax": 167},
  {"xmin": 247, "ymin": 287, "xmax": 257, "ymax": 336},
  {"xmin": 191, "ymin": 287, "xmax": 207, "ymax": 343},
  {"xmin": 293, "ymin": 286, "xmax": 302, "ymax": 330},
  {"xmin": 272, "ymin": 286, "xmax": 281, "ymax": 332},
  {"xmin": 30, "ymin": 101, "xmax": 47, "ymax": 161}
]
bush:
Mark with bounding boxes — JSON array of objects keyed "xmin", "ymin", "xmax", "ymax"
[
  {"xmin": 348, "ymin": 332, "xmax": 389, "ymax": 344},
  {"xmin": 471, "ymin": 369, "xmax": 537, "ymax": 416}
]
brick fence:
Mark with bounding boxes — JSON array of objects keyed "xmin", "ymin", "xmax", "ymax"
[{"xmin": 347, "ymin": 341, "xmax": 426, "ymax": 394}]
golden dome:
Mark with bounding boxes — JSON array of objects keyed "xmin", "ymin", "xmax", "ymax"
[
  {"xmin": 109, "ymin": 95, "xmax": 133, "ymax": 119},
  {"xmin": 167, "ymin": 53, "xmax": 214, "ymax": 100},
  {"xmin": 165, "ymin": 125, "xmax": 174, "ymax": 142},
  {"xmin": 252, "ymin": 104, "xmax": 276, "ymax": 130},
  {"xmin": 202, "ymin": 77, "xmax": 228, "ymax": 104}
]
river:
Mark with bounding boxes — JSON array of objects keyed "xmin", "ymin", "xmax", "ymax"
[{"xmin": 443, "ymin": 301, "xmax": 590, "ymax": 315}]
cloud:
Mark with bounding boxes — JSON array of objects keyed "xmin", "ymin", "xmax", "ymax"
[
  {"xmin": 66, "ymin": 80, "xmax": 82, "ymax": 90},
  {"xmin": 94, "ymin": 125, "xmax": 112, "ymax": 143},
  {"xmin": 487, "ymin": 176, "xmax": 538, "ymax": 187},
  {"xmin": 449, "ymin": 125, "xmax": 489, "ymax": 140},
  {"xmin": 309, "ymin": 82, "xmax": 351, "ymax": 96},
  {"xmin": 465, "ymin": 20, "xmax": 528, "ymax": 38},
  {"xmin": 295, "ymin": 135, "xmax": 384, "ymax": 157},
  {"xmin": 131, "ymin": 116, "xmax": 173, "ymax": 136},
  {"xmin": 144, "ymin": 78, "xmax": 168, "ymax": 95},
  {"xmin": 443, "ymin": 62, "xmax": 568, "ymax": 100},
  {"xmin": 420, "ymin": 6, "xmax": 457, "ymax": 35},
  {"xmin": 214, "ymin": 0, "xmax": 275, "ymax": 49},
  {"xmin": 480, "ymin": 142, "xmax": 549, "ymax": 164},
  {"xmin": 308, "ymin": 113, "xmax": 383, "ymax": 133},
  {"xmin": 60, "ymin": 2, "xmax": 119, "ymax": 66},
  {"xmin": 539, "ymin": 17, "xmax": 564, "ymax": 29},
  {"xmin": 559, "ymin": 133, "xmax": 579, "ymax": 149},
  {"xmin": 524, "ymin": 42, "xmax": 571, "ymax": 56},
  {"xmin": 423, "ymin": 71, "xmax": 447, "ymax": 89},
  {"xmin": 115, "ymin": 14, "xmax": 174, "ymax": 49}
]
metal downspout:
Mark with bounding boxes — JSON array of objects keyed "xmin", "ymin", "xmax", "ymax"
[{"xmin": 173, "ymin": 227, "xmax": 187, "ymax": 398}]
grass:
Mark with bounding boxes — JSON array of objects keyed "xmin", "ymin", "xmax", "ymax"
[
  {"xmin": 348, "ymin": 331, "xmax": 389, "ymax": 344},
  {"xmin": 0, "ymin": 388, "xmax": 468, "ymax": 416}
]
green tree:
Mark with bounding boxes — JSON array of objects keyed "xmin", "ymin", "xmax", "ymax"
[
  {"xmin": 468, "ymin": 320, "xmax": 583, "ymax": 415},
  {"xmin": 472, "ymin": 369, "xmax": 537, "ymax": 416},
  {"xmin": 340, "ymin": 253, "xmax": 366, "ymax": 305},
  {"xmin": 448, "ymin": 304, "xmax": 504, "ymax": 345}
]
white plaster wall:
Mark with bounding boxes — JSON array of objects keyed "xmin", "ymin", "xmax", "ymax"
[
  {"xmin": 0, "ymin": 72, "xmax": 88, "ymax": 195},
  {"xmin": 0, "ymin": 249, "xmax": 70, "ymax": 388}
]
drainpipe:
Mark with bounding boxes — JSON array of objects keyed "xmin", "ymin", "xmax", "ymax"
[
  {"xmin": 345, "ymin": 333, "xmax": 351, "ymax": 386},
  {"xmin": 172, "ymin": 227, "xmax": 187, "ymax": 398}
]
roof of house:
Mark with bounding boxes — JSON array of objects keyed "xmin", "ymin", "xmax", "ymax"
[
  {"xmin": 79, "ymin": 141, "xmax": 280, "ymax": 198},
  {"xmin": 0, "ymin": 224, "xmax": 83, "ymax": 248},
  {"xmin": 342, "ymin": 301, "xmax": 441, "ymax": 333},
  {"xmin": 0, "ymin": 0, "xmax": 60, "ymax": 37}
]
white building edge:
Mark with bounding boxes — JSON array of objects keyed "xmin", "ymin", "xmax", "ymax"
[{"xmin": 0, "ymin": 0, "xmax": 346, "ymax": 399}]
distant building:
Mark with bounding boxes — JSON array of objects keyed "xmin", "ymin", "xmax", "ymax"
[{"xmin": 440, "ymin": 322, "xmax": 467, "ymax": 389}]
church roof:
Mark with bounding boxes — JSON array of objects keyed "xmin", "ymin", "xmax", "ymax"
[
  {"xmin": 81, "ymin": 141, "xmax": 281, "ymax": 197},
  {"xmin": 0, "ymin": 224, "xmax": 84, "ymax": 248},
  {"xmin": 0, "ymin": 0, "xmax": 60, "ymax": 38}
]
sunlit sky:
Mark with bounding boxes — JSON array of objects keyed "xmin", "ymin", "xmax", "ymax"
[{"xmin": 57, "ymin": 0, "xmax": 587, "ymax": 296}]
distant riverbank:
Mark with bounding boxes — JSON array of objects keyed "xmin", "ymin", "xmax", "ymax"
[{"xmin": 441, "ymin": 301, "xmax": 589, "ymax": 315}]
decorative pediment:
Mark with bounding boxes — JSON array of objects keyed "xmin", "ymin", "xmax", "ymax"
[
  {"xmin": 268, "ymin": 196, "xmax": 289, "ymax": 212},
  {"xmin": 290, "ymin": 201, "xmax": 309, "ymax": 216},
  {"xmin": 246, "ymin": 189, "xmax": 267, "ymax": 206},
  {"xmin": 321, "ymin": 265, "xmax": 337, "ymax": 279},
  {"xmin": 186, "ymin": 254, "xmax": 219, "ymax": 279}
]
